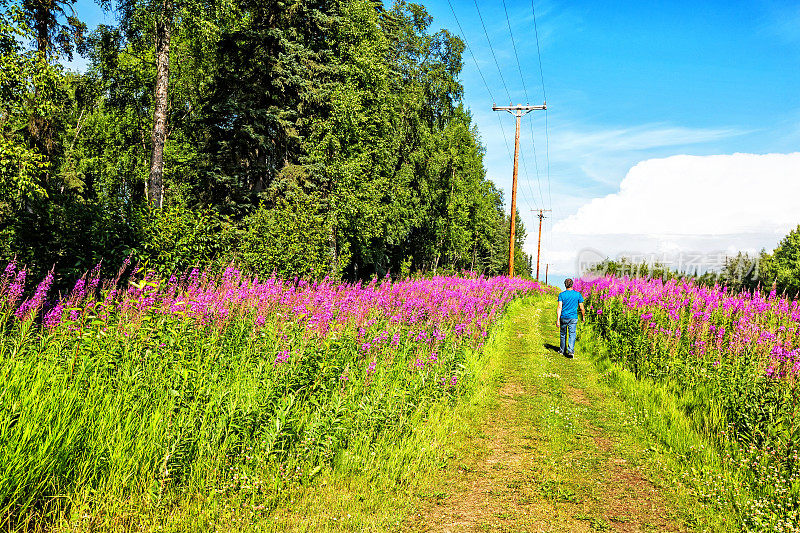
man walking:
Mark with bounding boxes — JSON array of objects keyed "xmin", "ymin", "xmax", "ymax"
[{"xmin": 556, "ymin": 278, "xmax": 585, "ymax": 358}]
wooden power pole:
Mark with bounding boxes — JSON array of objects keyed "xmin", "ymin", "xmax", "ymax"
[
  {"xmin": 493, "ymin": 103, "xmax": 546, "ymax": 277},
  {"xmin": 545, "ymin": 263, "xmax": 549, "ymax": 285},
  {"xmin": 534, "ymin": 208, "xmax": 551, "ymax": 281}
]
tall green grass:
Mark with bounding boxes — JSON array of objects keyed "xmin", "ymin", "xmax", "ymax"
[
  {"xmin": 0, "ymin": 268, "xmax": 542, "ymax": 530},
  {"xmin": 266, "ymin": 299, "xmax": 519, "ymax": 532},
  {"xmin": 581, "ymin": 317, "xmax": 799, "ymax": 532}
]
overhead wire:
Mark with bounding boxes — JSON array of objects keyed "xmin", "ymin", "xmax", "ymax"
[
  {"xmin": 502, "ymin": 0, "xmax": 529, "ymax": 101},
  {"xmin": 472, "ymin": 0, "xmax": 512, "ymax": 104},
  {"xmin": 474, "ymin": 0, "xmax": 541, "ymax": 214},
  {"xmin": 501, "ymin": 0, "xmax": 546, "ymax": 212},
  {"xmin": 449, "ymin": 0, "xmax": 553, "ymax": 238},
  {"xmin": 445, "ymin": 0, "xmax": 540, "ymax": 212},
  {"xmin": 526, "ymin": 0, "xmax": 555, "ymax": 273},
  {"xmin": 531, "ymin": 0, "xmax": 553, "ymax": 213},
  {"xmin": 444, "ymin": 0, "xmax": 514, "ymax": 161}
]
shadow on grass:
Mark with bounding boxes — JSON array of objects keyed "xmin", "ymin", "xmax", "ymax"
[{"xmin": 543, "ymin": 343, "xmax": 561, "ymax": 353}]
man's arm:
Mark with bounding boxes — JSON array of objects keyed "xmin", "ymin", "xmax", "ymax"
[
  {"xmin": 556, "ymin": 301, "xmax": 562, "ymax": 326},
  {"xmin": 579, "ymin": 302, "xmax": 585, "ymax": 320}
]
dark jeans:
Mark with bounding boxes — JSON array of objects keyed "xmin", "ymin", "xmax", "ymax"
[{"xmin": 560, "ymin": 318, "xmax": 578, "ymax": 355}]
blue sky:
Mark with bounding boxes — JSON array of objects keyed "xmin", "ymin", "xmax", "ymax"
[
  {"xmin": 419, "ymin": 0, "xmax": 800, "ymax": 276},
  {"xmin": 67, "ymin": 0, "xmax": 800, "ymax": 277}
]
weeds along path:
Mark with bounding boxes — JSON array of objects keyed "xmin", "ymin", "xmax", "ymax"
[{"xmin": 409, "ymin": 297, "xmax": 687, "ymax": 532}]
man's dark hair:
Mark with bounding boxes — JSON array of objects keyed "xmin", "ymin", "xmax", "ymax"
[{"xmin": 564, "ymin": 278, "xmax": 574, "ymax": 288}]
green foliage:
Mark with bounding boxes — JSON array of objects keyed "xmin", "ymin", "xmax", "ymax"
[
  {"xmin": 0, "ymin": 136, "xmax": 49, "ymax": 201},
  {"xmin": 1, "ymin": 0, "xmax": 530, "ymax": 282},
  {"xmin": 137, "ymin": 205, "xmax": 235, "ymax": 276},
  {"xmin": 587, "ymin": 290, "xmax": 800, "ymax": 530},
  {"xmin": 586, "ymin": 258, "xmax": 677, "ymax": 281},
  {"xmin": 719, "ymin": 251, "xmax": 761, "ymax": 292},
  {"xmin": 0, "ymin": 4, "xmax": 49, "ymax": 201},
  {"xmin": 761, "ymin": 225, "xmax": 800, "ymax": 297},
  {"xmin": 588, "ymin": 254, "xmax": 763, "ymax": 293},
  {"xmin": 239, "ymin": 196, "xmax": 333, "ymax": 280}
]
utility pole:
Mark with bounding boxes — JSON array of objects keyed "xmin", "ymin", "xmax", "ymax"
[
  {"xmin": 493, "ymin": 103, "xmax": 546, "ymax": 277},
  {"xmin": 534, "ymin": 208, "xmax": 551, "ymax": 281},
  {"xmin": 545, "ymin": 263, "xmax": 549, "ymax": 285}
]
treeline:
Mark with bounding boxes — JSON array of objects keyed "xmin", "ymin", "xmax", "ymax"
[
  {"xmin": 0, "ymin": 0, "xmax": 532, "ymax": 286},
  {"xmin": 589, "ymin": 224, "xmax": 800, "ymax": 298}
]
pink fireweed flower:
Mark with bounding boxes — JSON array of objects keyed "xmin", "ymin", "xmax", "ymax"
[
  {"xmin": 7, "ymin": 269, "xmax": 26, "ymax": 308},
  {"xmin": 15, "ymin": 270, "xmax": 53, "ymax": 320},
  {"xmin": 43, "ymin": 302, "xmax": 64, "ymax": 329},
  {"xmin": 1, "ymin": 260, "xmax": 16, "ymax": 294},
  {"xmin": 274, "ymin": 350, "xmax": 290, "ymax": 365},
  {"xmin": 70, "ymin": 278, "xmax": 87, "ymax": 303},
  {"xmin": 87, "ymin": 262, "xmax": 102, "ymax": 296},
  {"xmin": 3, "ymin": 260, "xmax": 15, "ymax": 278}
]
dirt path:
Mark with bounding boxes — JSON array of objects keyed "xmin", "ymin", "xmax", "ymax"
[{"xmin": 407, "ymin": 298, "xmax": 688, "ymax": 532}]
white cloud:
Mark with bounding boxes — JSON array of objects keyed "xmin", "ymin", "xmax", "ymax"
[
  {"xmin": 543, "ymin": 153, "xmax": 800, "ymax": 275},
  {"xmin": 556, "ymin": 153, "xmax": 800, "ymax": 235}
]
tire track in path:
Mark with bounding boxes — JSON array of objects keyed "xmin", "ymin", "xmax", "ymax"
[{"xmin": 407, "ymin": 297, "xmax": 687, "ymax": 533}]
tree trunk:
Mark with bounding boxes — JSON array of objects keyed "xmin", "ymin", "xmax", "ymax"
[
  {"xmin": 33, "ymin": 0, "xmax": 53, "ymax": 59},
  {"xmin": 148, "ymin": 0, "xmax": 173, "ymax": 209}
]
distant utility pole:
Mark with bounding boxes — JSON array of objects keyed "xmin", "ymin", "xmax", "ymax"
[
  {"xmin": 533, "ymin": 208, "xmax": 551, "ymax": 281},
  {"xmin": 545, "ymin": 263, "xmax": 549, "ymax": 286},
  {"xmin": 493, "ymin": 103, "xmax": 546, "ymax": 277}
]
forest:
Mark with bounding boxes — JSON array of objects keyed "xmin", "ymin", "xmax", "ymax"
[{"xmin": 0, "ymin": 0, "xmax": 532, "ymax": 286}]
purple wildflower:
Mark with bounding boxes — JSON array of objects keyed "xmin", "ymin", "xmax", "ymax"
[{"xmin": 15, "ymin": 270, "xmax": 53, "ymax": 320}]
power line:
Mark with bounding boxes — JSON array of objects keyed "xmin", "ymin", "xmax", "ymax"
[
  {"xmin": 519, "ymin": 151, "xmax": 540, "ymax": 210},
  {"xmin": 446, "ymin": 0, "xmax": 528, "ymax": 212},
  {"xmin": 531, "ymin": 0, "xmax": 547, "ymax": 103},
  {"xmin": 545, "ymin": 109, "xmax": 552, "ymax": 211},
  {"xmin": 445, "ymin": 0, "xmax": 493, "ymax": 104},
  {"xmin": 529, "ymin": 120, "xmax": 545, "ymax": 207},
  {"xmin": 450, "ymin": 0, "xmax": 545, "ymax": 244},
  {"xmin": 502, "ymin": 0, "xmax": 528, "ymax": 101},
  {"xmin": 473, "ymin": 0, "xmax": 512, "ymax": 103},
  {"xmin": 444, "ymin": 0, "xmax": 515, "ymax": 160},
  {"xmin": 512, "ymin": 0, "xmax": 547, "ymax": 209},
  {"xmin": 501, "ymin": 0, "xmax": 543, "ymax": 212},
  {"xmin": 475, "ymin": 0, "xmax": 543, "ymax": 215},
  {"xmin": 530, "ymin": 0, "xmax": 553, "ymax": 212}
]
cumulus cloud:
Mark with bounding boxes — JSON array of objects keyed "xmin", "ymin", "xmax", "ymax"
[
  {"xmin": 556, "ymin": 153, "xmax": 800, "ymax": 235},
  {"xmin": 544, "ymin": 153, "xmax": 800, "ymax": 275}
]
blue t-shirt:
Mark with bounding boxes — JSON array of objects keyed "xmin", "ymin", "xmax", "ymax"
[{"xmin": 558, "ymin": 289, "xmax": 584, "ymax": 320}]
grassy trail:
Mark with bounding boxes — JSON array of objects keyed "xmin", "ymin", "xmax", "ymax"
[{"xmin": 409, "ymin": 297, "xmax": 692, "ymax": 532}]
